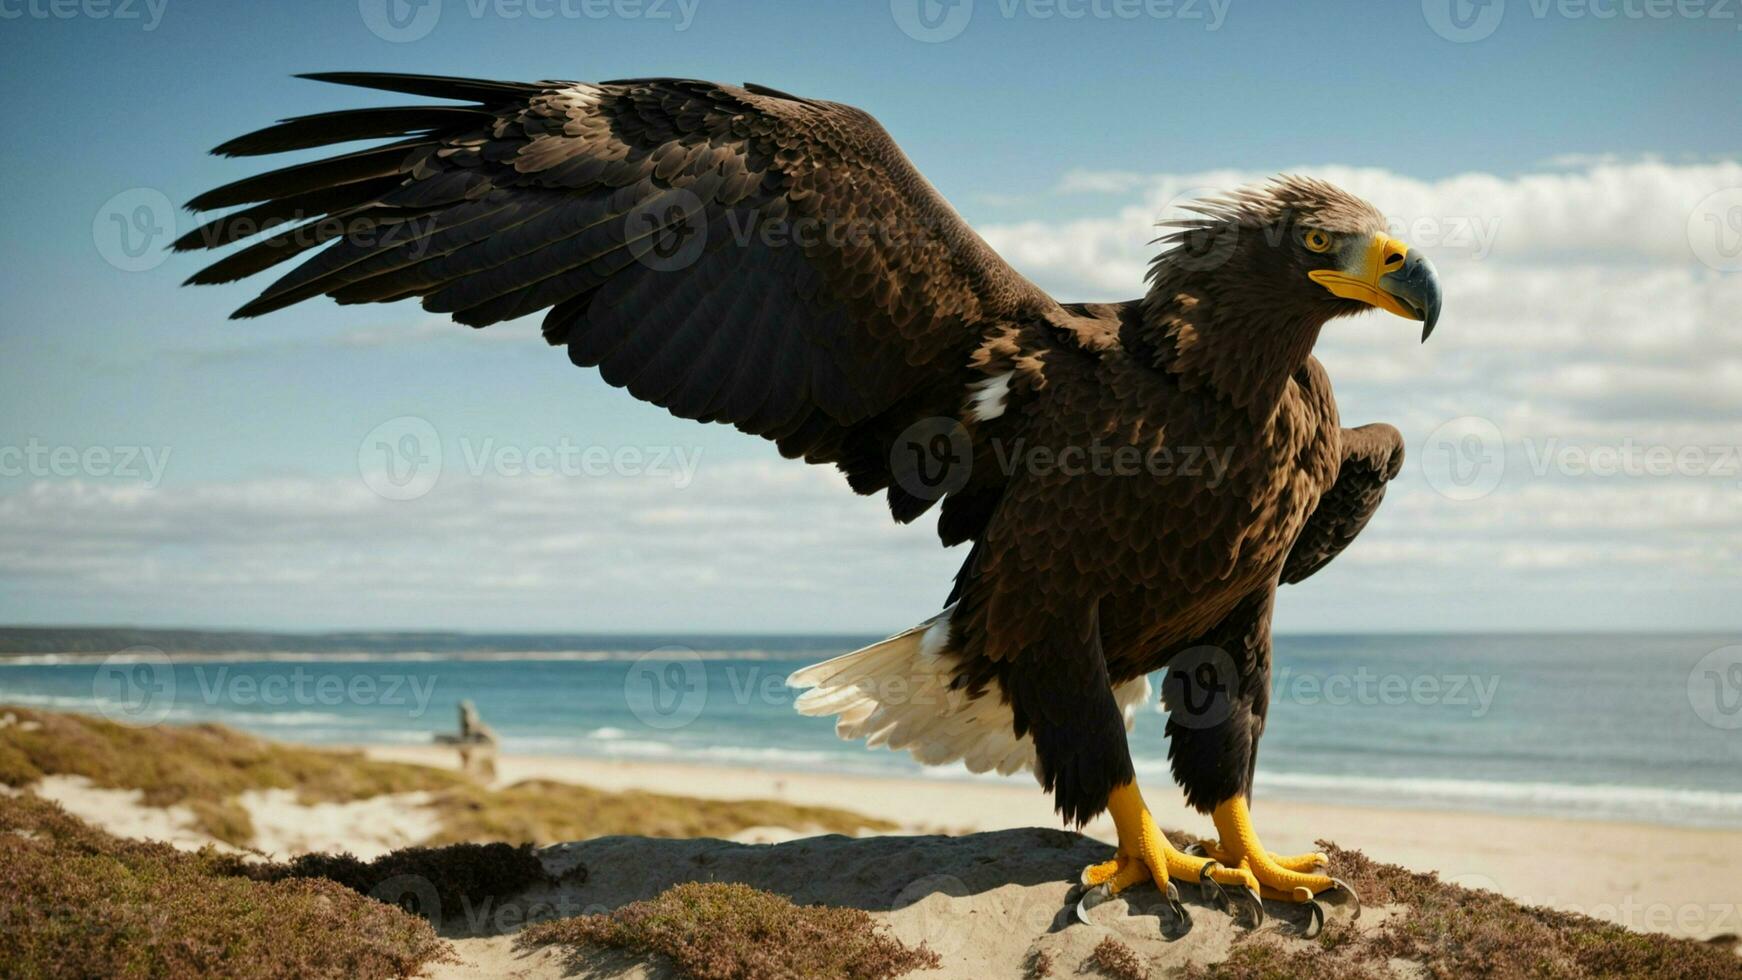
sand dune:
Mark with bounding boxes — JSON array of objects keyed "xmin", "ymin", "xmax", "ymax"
[{"xmin": 370, "ymin": 746, "xmax": 1742, "ymax": 943}]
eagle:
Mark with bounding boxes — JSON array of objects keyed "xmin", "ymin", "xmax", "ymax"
[{"xmin": 181, "ymin": 72, "xmax": 1442, "ymax": 936}]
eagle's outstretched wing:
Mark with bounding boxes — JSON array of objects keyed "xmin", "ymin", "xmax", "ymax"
[
  {"xmin": 179, "ymin": 72, "xmax": 1062, "ymax": 512},
  {"xmin": 1279, "ymin": 422, "xmax": 1403, "ymax": 584}
]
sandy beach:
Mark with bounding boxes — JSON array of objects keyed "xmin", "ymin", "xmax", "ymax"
[
  {"xmin": 364, "ymin": 745, "xmax": 1742, "ymax": 942},
  {"xmin": 10, "ymin": 703, "xmax": 1741, "ymax": 978}
]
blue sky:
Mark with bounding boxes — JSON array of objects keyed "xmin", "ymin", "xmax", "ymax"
[{"xmin": 1, "ymin": 0, "xmax": 1739, "ymax": 632}]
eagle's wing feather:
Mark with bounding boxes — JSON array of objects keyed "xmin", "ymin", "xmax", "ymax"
[
  {"xmin": 180, "ymin": 72, "xmax": 1062, "ymax": 496},
  {"xmin": 1280, "ymin": 422, "xmax": 1404, "ymax": 584}
]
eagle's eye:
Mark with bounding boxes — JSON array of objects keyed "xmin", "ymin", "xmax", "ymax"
[{"xmin": 1301, "ymin": 228, "xmax": 1334, "ymax": 254}]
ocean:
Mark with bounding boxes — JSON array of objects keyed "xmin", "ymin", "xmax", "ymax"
[{"xmin": 3, "ymin": 632, "xmax": 1740, "ymax": 829}]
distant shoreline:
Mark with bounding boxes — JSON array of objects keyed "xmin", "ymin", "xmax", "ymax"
[
  {"xmin": 0, "ymin": 627, "xmax": 883, "ymax": 659},
  {"xmin": 4, "ymin": 626, "xmax": 1733, "ymax": 659},
  {"xmin": 0, "ymin": 649, "xmax": 842, "ymax": 664}
]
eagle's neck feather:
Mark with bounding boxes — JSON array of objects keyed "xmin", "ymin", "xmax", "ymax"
[{"xmin": 1135, "ymin": 264, "xmax": 1328, "ymax": 421}]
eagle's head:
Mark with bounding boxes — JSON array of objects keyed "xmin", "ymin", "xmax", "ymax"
[{"xmin": 1155, "ymin": 176, "xmax": 1443, "ymax": 342}]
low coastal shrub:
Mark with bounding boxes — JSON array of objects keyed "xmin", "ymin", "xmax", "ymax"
[
  {"xmin": 0, "ymin": 792, "xmax": 449, "ymax": 979},
  {"xmin": 246, "ymin": 840, "xmax": 557, "ymax": 918},
  {"xmin": 1088, "ymin": 936, "xmax": 1148, "ymax": 980},
  {"xmin": 1183, "ymin": 842, "xmax": 1742, "ymax": 980},
  {"xmin": 1, "ymin": 706, "xmax": 891, "ymax": 849},
  {"xmin": 0, "ymin": 706, "xmax": 465, "ymax": 846},
  {"xmin": 424, "ymin": 778, "xmax": 894, "ymax": 845},
  {"xmin": 516, "ymin": 881, "xmax": 941, "ymax": 980}
]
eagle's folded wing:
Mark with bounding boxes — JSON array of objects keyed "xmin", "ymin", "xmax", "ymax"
[
  {"xmin": 180, "ymin": 72, "xmax": 1061, "ymax": 498},
  {"xmin": 1279, "ymin": 422, "xmax": 1403, "ymax": 584}
]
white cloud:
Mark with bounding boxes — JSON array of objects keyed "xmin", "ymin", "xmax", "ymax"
[
  {"xmin": 1001, "ymin": 160, "xmax": 1742, "ymax": 270},
  {"xmin": 5, "ymin": 160, "xmax": 1740, "ymax": 632},
  {"xmin": 0, "ymin": 464, "xmax": 965, "ymax": 632}
]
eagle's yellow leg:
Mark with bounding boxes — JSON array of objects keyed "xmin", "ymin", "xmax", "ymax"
[
  {"xmin": 1191, "ymin": 839, "xmax": 1329, "ymax": 875},
  {"xmin": 1204, "ymin": 797, "xmax": 1360, "ymax": 929},
  {"xmin": 1082, "ymin": 782, "xmax": 1222, "ymax": 891},
  {"xmin": 1075, "ymin": 783, "xmax": 1267, "ymax": 934}
]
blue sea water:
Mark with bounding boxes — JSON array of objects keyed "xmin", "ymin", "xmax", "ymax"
[{"xmin": 3, "ymin": 633, "xmax": 1740, "ymax": 829}]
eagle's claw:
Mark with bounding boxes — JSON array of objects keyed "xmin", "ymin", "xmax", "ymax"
[
  {"xmin": 1190, "ymin": 859, "xmax": 1228, "ymax": 906},
  {"xmin": 1222, "ymin": 882, "xmax": 1265, "ymax": 929},
  {"xmin": 1074, "ymin": 883, "xmax": 1114, "ymax": 926},
  {"xmin": 1158, "ymin": 880, "xmax": 1192, "ymax": 939},
  {"xmin": 1303, "ymin": 898, "xmax": 1326, "ymax": 939},
  {"xmin": 1324, "ymin": 878, "xmax": 1360, "ymax": 912},
  {"xmin": 1072, "ymin": 879, "xmax": 1194, "ymax": 940}
]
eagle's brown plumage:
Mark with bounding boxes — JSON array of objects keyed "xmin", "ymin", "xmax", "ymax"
[{"xmin": 181, "ymin": 73, "xmax": 1420, "ymax": 831}]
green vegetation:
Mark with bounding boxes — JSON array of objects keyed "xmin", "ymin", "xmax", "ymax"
[
  {"xmin": 517, "ymin": 881, "xmax": 941, "ymax": 980},
  {"xmin": 0, "ymin": 706, "xmax": 891, "ymax": 849},
  {"xmin": 0, "ymin": 706, "xmax": 466, "ymax": 846},
  {"xmin": 0, "ymin": 792, "xmax": 449, "ymax": 980},
  {"xmin": 425, "ymin": 777, "xmax": 894, "ymax": 846}
]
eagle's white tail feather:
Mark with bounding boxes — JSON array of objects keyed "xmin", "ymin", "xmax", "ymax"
[{"xmin": 787, "ymin": 604, "xmax": 1153, "ymax": 779}]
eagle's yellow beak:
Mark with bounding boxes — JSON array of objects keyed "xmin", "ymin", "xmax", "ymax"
[{"xmin": 1309, "ymin": 232, "xmax": 1443, "ymax": 341}]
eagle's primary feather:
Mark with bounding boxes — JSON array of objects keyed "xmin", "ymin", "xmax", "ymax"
[{"xmin": 182, "ymin": 73, "xmax": 1425, "ymax": 832}]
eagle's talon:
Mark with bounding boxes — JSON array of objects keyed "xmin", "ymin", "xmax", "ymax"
[
  {"xmin": 1302, "ymin": 899, "xmax": 1326, "ymax": 939},
  {"xmin": 1321, "ymin": 878, "xmax": 1360, "ymax": 917},
  {"xmin": 1191, "ymin": 860, "xmax": 1231, "ymax": 910},
  {"xmin": 1298, "ymin": 880, "xmax": 1360, "ymax": 938},
  {"xmin": 1159, "ymin": 881, "xmax": 1192, "ymax": 939},
  {"xmin": 1225, "ymin": 884, "xmax": 1264, "ymax": 929},
  {"xmin": 1074, "ymin": 883, "xmax": 1115, "ymax": 926}
]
